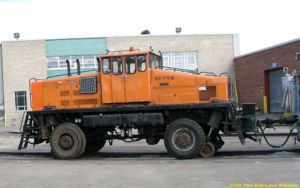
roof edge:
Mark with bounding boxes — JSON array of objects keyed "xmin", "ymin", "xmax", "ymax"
[
  {"xmin": 1, "ymin": 33, "xmax": 238, "ymax": 43},
  {"xmin": 235, "ymin": 37, "xmax": 300, "ymax": 59}
]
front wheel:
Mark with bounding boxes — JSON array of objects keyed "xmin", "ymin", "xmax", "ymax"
[
  {"xmin": 164, "ymin": 118, "xmax": 205, "ymax": 159},
  {"xmin": 50, "ymin": 123, "xmax": 86, "ymax": 159}
]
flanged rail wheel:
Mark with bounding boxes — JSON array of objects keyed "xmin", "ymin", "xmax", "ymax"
[
  {"xmin": 85, "ymin": 139, "xmax": 106, "ymax": 153},
  {"xmin": 200, "ymin": 142, "xmax": 216, "ymax": 158},
  {"xmin": 50, "ymin": 123, "xmax": 86, "ymax": 159},
  {"xmin": 164, "ymin": 118, "xmax": 205, "ymax": 159}
]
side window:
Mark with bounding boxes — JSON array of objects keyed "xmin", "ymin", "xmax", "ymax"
[
  {"xmin": 112, "ymin": 57, "xmax": 122, "ymax": 75},
  {"xmin": 137, "ymin": 55, "xmax": 146, "ymax": 72},
  {"xmin": 156, "ymin": 56, "xmax": 163, "ymax": 67},
  {"xmin": 149, "ymin": 54, "xmax": 155, "ymax": 69},
  {"xmin": 125, "ymin": 56, "xmax": 136, "ymax": 74},
  {"xmin": 102, "ymin": 58, "xmax": 111, "ymax": 74}
]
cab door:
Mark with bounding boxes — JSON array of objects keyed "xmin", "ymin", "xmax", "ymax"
[
  {"xmin": 124, "ymin": 55, "xmax": 151, "ymax": 102},
  {"xmin": 101, "ymin": 57, "xmax": 112, "ymax": 103},
  {"xmin": 111, "ymin": 56, "xmax": 125, "ymax": 103}
]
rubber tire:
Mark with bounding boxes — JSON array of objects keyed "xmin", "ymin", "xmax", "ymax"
[
  {"xmin": 50, "ymin": 123, "xmax": 86, "ymax": 159},
  {"xmin": 85, "ymin": 139, "xmax": 106, "ymax": 153},
  {"xmin": 164, "ymin": 118, "xmax": 205, "ymax": 159}
]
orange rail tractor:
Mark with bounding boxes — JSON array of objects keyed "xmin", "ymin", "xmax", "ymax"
[{"xmin": 18, "ymin": 48, "xmax": 293, "ymax": 159}]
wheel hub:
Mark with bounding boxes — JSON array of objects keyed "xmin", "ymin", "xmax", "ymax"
[
  {"xmin": 200, "ymin": 142, "xmax": 216, "ymax": 158},
  {"xmin": 172, "ymin": 129, "xmax": 195, "ymax": 151},
  {"xmin": 201, "ymin": 145, "xmax": 212, "ymax": 155},
  {"xmin": 59, "ymin": 134, "xmax": 74, "ymax": 150}
]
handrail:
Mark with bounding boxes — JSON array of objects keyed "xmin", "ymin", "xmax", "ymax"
[
  {"xmin": 219, "ymin": 72, "xmax": 235, "ymax": 102},
  {"xmin": 46, "ymin": 69, "xmax": 98, "ymax": 79},
  {"xmin": 156, "ymin": 66, "xmax": 197, "ymax": 74},
  {"xmin": 198, "ymin": 71, "xmax": 217, "ymax": 76},
  {"xmin": 108, "ymin": 49, "xmax": 141, "ymax": 54}
]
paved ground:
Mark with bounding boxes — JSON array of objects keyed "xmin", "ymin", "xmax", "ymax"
[{"xmin": 0, "ymin": 121, "xmax": 300, "ymax": 188}]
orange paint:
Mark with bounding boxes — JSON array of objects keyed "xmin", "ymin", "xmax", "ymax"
[{"xmin": 31, "ymin": 50, "xmax": 229, "ymax": 111}]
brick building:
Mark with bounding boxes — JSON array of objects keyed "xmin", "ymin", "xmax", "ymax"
[{"xmin": 235, "ymin": 38, "xmax": 300, "ymax": 112}]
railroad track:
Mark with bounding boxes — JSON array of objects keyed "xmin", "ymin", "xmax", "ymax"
[{"xmin": 0, "ymin": 148, "xmax": 299, "ymax": 161}]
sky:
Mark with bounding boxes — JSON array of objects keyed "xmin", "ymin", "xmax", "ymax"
[{"xmin": 0, "ymin": 0, "xmax": 299, "ymax": 55}]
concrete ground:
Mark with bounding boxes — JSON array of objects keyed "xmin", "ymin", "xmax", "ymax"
[{"xmin": 0, "ymin": 121, "xmax": 300, "ymax": 188}]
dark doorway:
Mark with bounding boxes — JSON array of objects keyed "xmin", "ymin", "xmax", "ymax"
[{"xmin": 268, "ymin": 69, "xmax": 284, "ymax": 113}]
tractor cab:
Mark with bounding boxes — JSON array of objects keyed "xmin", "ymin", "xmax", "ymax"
[{"xmin": 99, "ymin": 48, "xmax": 162, "ymax": 104}]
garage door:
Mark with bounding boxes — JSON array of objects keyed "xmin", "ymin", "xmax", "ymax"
[{"xmin": 269, "ymin": 69, "xmax": 284, "ymax": 113}]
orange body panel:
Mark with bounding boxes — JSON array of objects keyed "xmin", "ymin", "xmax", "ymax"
[
  {"xmin": 101, "ymin": 71, "xmax": 112, "ymax": 103},
  {"xmin": 31, "ymin": 51, "xmax": 229, "ymax": 111},
  {"xmin": 150, "ymin": 69, "xmax": 229, "ymax": 105},
  {"xmin": 125, "ymin": 69, "xmax": 151, "ymax": 102},
  {"xmin": 111, "ymin": 73, "xmax": 125, "ymax": 103},
  {"xmin": 31, "ymin": 73, "xmax": 102, "ymax": 111}
]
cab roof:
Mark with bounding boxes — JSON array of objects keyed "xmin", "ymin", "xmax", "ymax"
[{"xmin": 99, "ymin": 50, "xmax": 161, "ymax": 58}]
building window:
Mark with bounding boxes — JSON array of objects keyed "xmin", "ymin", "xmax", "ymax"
[
  {"xmin": 47, "ymin": 55, "xmax": 97, "ymax": 70},
  {"xmin": 162, "ymin": 52, "xmax": 197, "ymax": 70},
  {"xmin": 15, "ymin": 91, "xmax": 27, "ymax": 111},
  {"xmin": 295, "ymin": 52, "xmax": 300, "ymax": 61}
]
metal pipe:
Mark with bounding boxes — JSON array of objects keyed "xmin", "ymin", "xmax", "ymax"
[
  {"xmin": 66, "ymin": 60, "xmax": 71, "ymax": 76},
  {"xmin": 76, "ymin": 59, "xmax": 80, "ymax": 75},
  {"xmin": 208, "ymin": 127, "xmax": 214, "ymax": 137}
]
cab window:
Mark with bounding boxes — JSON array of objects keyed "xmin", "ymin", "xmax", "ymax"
[
  {"xmin": 137, "ymin": 55, "xmax": 146, "ymax": 72},
  {"xmin": 102, "ymin": 58, "xmax": 111, "ymax": 74},
  {"xmin": 125, "ymin": 56, "xmax": 136, "ymax": 74},
  {"xmin": 149, "ymin": 54, "xmax": 162, "ymax": 69},
  {"xmin": 149, "ymin": 54, "xmax": 155, "ymax": 69},
  {"xmin": 156, "ymin": 56, "xmax": 163, "ymax": 67},
  {"xmin": 112, "ymin": 57, "xmax": 122, "ymax": 75}
]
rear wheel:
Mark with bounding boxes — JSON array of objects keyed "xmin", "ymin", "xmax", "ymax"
[
  {"xmin": 50, "ymin": 123, "xmax": 86, "ymax": 159},
  {"xmin": 164, "ymin": 118, "xmax": 205, "ymax": 159},
  {"xmin": 85, "ymin": 139, "xmax": 106, "ymax": 153}
]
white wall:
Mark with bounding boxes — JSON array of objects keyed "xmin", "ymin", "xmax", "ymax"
[
  {"xmin": 2, "ymin": 40, "xmax": 47, "ymax": 126},
  {"xmin": 107, "ymin": 34, "xmax": 237, "ymax": 76},
  {"xmin": 0, "ymin": 44, "xmax": 4, "ymax": 119}
]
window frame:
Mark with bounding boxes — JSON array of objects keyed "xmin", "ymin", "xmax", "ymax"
[
  {"xmin": 15, "ymin": 91, "xmax": 27, "ymax": 111},
  {"xmin": 125, "ymin": 56, "xmax": 137, "ymax": 74},
  {"xmin": 47, "ymin": 55, "xmax": 98, "ymax": 70},
  {"xmin": 295, "ymin": 52, "xmax": 300, "ymax": 61},
  {"xmin": 112, "ymin": 57, "xmax": 123, "ymax": 75},
  {"xmin": 149, "ymin": 52, "xmax": 163, "ymax": 69},
  {"xmin": 102, "ymin": 58, "xmax": 111, "ymax": 74},
  {"xmin": 149, "ymin": 53, "xmax": 155, "ymax": 69},
  {"xmin": 162, "ymin": 51, "xmax": 197, "ymax": 70},
  {"xmin": 137, "ymin": 55, "xmax": 147, "ymax": 72}
]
